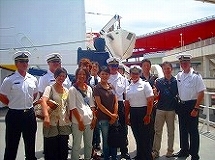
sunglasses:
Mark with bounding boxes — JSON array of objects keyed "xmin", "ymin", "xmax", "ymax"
[
  {"xmin": 17, "ymin": 60, "xmax": 29, "ymax": 63},
  {"xmin": 109, "ymin": 64, "xmax": 119, "ymax": 68},
  {"xmin": 50, "ymin": 60, "xmax": 61, "ymax": 63}
]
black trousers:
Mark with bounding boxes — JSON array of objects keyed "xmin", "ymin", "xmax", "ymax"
[
  {"xmin": 177, "ymin": 100, "xmax": 199, "ymax": 159},
  {"xmin": 4, "ymin": 108, "xmax": 37, "ymax": 160},
  {"xmin": 44, "ymin": 135, "xmax": 69, "ymax": 160},
  {"xmin": 130, "ymin": 107, "xmax": 153, "ymax": 160},
  {"xmin": 150, "ymin": 103, "xmax": 157, "ymax": 149},
  {"xmin": 118, "ymin": 101, "xmax": 129, "ymax": 155}
]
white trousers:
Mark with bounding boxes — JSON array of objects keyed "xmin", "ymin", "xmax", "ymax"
[{"xmin": 71, "ymin": 123, "xmax": 93, "ymax": 160}]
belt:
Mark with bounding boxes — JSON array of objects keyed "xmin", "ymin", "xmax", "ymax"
[
  {"xmin": 131, "ymin": 106, "xmax": 147, "ymax": 109},
  {"xmin": 9, "ymin": 107, "xmax": 33, "ymax": 113},
  {"xmin": 180, "ymin": 100, "xmax": 196, "ymax": 105}
]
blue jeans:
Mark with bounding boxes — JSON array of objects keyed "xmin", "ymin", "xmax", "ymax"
[{"xmin": 99, "ymin": 120, "xmax": 117, "ymax": 160}]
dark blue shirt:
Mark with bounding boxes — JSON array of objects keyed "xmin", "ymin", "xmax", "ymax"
[{"xmin": 156, "ymin": 76, "xmax": 178, "ymax": 111}]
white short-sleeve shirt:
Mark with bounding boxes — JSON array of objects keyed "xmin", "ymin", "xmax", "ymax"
[
  {"xmin": 89, "ymin": 75, "xmax": 101, "ymax": 87},
  {"xmin": 67, "ymin": 85, "xmax": 94, "ymax": 125},
  {"xmin": 176, "ymin": 68, "xmax": 206, "ymax": 101},
  {"xmin": 126, "ymin": 79, "xmax": 154, "ymax": 107},
  {"xmin": 0, "ymin": 71, "xmax": 38, "ymax": 109},
  {"xmin": 108, "ymin": 72, "xmax": 129, "ymax": 101}
]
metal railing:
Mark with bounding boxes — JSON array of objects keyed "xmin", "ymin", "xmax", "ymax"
[{"xmin": 200, "ymin": 91, "xmax": 215, "ymax": 133}]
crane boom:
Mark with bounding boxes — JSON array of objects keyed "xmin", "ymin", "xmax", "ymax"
[{"xmin": 99, "ymin": 14, "xmax": 121, "ymax": 35}]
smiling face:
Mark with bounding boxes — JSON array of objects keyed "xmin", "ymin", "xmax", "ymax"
[
  {"xmin": 48, "ymin": 60, "xmax": 61, "ymax": 73},
  {"xmin": 162, "ymin": 63, "xmax": 173, "ymax": 77},
  {"xmin": 76, "ymin": 68, "xmax": 88, "ymax": 83},
  {"xmin": 54, "ymin": 67, "xmax": 67, "ymax": 85},
  {"xmin": 91, "ymin": 62, "xmax": 99, "ymax": 76},
  {"xmin": 108, "ymin": 64, "xmax": 119, "ymax": 75},
  {"xmin": 99, "ymin": 70, "xmax": 110, "ymax": 83},
  {"xmin": 180, "ymin": 60, "xmax": 191, "ymax": 73},
  {"xmin": 15, "ymin": 60, "xmax": 29, "ymax": 73},
  {"xmin": 55, "ymin": 72, "xmax": 67, "ymax": 85},
  {"xmin": 130, "ymin": 72, "xmax": 140, "ymax": 83},
  {"xmin": 141, "ymin": 61, "xmax": 151, "ymax": 74}
]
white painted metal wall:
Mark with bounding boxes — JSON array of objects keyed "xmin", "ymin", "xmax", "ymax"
[{"xmin": 0, "ymin": 0, "xmax": 86, "ymax": 73}]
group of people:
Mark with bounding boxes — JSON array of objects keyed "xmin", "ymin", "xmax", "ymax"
[{"xmin": 0, "ymin": 50, "xmax": 205, "ymax": 160}]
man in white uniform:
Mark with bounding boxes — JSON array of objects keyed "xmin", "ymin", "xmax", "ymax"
[
  {"xmin": 38, "ymin": 53, "xmax": 71, "ymax": 96},
  {"xmin": 173, "ymin": 54, "xmax": 206, "ymax": 160},
  {"xmin": 0, "ymin": 51, "xmax": 38, "ymax": 160},
  {"xmin": 107, "ymin": 57, "xmax": 131, "ymax": 160}
]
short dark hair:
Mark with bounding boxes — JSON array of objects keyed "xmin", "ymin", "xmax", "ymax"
[
  {"xmin": 91, "ymin": 61, "xmax": 99, "ymax": 66},
  {"xmin": 141, "ymin": 59, "xmax": 151, "ymax": 66},
  {"xmin": 99, "ymin": 66, "xmax": 110, "ymax": 74},
  {"xmin": 54, "ymin": 67, "xmax": 67, "ymax": 78},
  {"xmin": 161, "ymin": 61, "xmax": 173, "ymax": 68}
]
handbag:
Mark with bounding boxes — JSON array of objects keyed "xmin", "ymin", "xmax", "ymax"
[
  {"xmin": 34, "ymin": 86, "xmax": 60, "ymax": 119},
  {"xmin": 108, "ymin": 120, "xmax": 125, "ymax": 148}
]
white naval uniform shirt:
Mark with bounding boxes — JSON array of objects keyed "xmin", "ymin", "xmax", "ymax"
[
  {"xmin": 108, "ymin": 72, "xmax": 129, "ymax": 101},
  {"xmin": 176, "ymin": 68, "xmax": 206, "ymax": 101},
  {"xmin": 0, "ymin": 71, "xmax": 38, "ymax": 109},
  {"xmin": 38, "ymin": 69, "xmax": 71, "ymax": 93},
  {"xmin": 89, "ymin": 75, "xmax": 101, "ymax": 87},
  {"xmin": 126, "ymin": 79, "xmax": 154, "ymax": 107}
]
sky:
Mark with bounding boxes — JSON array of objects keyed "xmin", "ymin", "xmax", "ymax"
[{"xmin": 85, "ymin": 0, "xmax": 215, "ymax": 36}]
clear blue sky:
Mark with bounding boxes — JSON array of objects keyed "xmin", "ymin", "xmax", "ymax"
[{"xmin": 85, "ymin": 0, "xmax": 215, "ymax": 36}]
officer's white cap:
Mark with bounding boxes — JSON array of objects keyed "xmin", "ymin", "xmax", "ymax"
[
  {"xmin": 129, "ymin": 65, "xmax": 142, "ymax": 74},
  {"xmin": 106, "ymin": 57, "xmax": 120, "ymax": 65},
  {"xmin": 46, "ymin": 53, "xmax": 62, "ymax": 62},
  {"xmin": 176, "ymin": 53, "xmax": 192, "ymax": 61},
  {"xmin": 13, "ymin": 51, "xmax": 31, "ymax": 61}
]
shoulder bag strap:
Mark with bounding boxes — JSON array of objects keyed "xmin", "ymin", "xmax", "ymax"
[
  {"xmin": 73, "ymin": 84, "xmax": 86, "ymax": 98},
  {"xmin": 49, "ymin": 85, "xmax": 53, "ymax": 99},
  {"xmin": 160, "ymin": 79, "xmax": 179, "ymax": 101}
]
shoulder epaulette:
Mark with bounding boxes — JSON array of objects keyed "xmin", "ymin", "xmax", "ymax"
[
  {"xmin": 41, "ymin": 72, "xmax": 46, "ymax": 76},
  {"xmin": 42, "ymin": 70, "xmax": 48, "ymax": 76},
  {"xmin": 7, "ymin": 72, "xmax": 15, "ymax": 77},
  {"xmin": 193, "ymin": 71, "xmax": 199, "ymax": 75}
]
